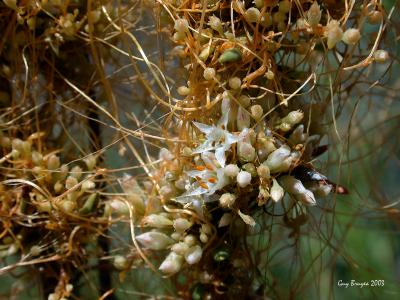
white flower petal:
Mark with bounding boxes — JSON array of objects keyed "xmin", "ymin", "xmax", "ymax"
[{"xmin": 193, "ymin": 121, "xmax": 214, "ymax": 134}]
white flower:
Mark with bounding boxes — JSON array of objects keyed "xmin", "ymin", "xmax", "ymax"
[
  {"xmin": 192, "ymin": 98, "xmax": 248, "ymax": 167},
  {"xmin": 175, "ymin": 151, "xmax": 230, "ymax": 202}
]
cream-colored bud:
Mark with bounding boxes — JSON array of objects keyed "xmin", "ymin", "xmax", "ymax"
[
  {"xmin": 270, "ymin": 178, "xmax": 284, "ymax": 202},
  {"xmin": 245, "ymin": 7, "xmax": 261, "ymax": 23},
  {"xmin": 159, "ymin": 252, "xmax": 183, "ymax": 274},
  {"xmin": 143, "ymin": 214, "xmax": 173, "ymax": 228},
  {"xmin": 81, "ymin": 180, "xmax": 95, "ymax": 190},
  {"xmin": 113, "ymin": 255, "xmax": 129, "ymax": 270},
  {"xmin": 250, "ymin": 104, "xmax": 263, "ymax": 121},
  {"xmin": 219, "ymin": 193, "xmax": 236, "ymax": 208},
  {"xmin": 177, "ymin": 86, "xmax": 190, "ymax": 96},
  {"xmin": 238, "ymin": 142, "xmax": 256, "ymax": 162},
  {"xmin": 282, "ymin": 110, "xmax": 304, "ymax": 125},
  {"xmin": 342, "ymin": 28, "xmax": 360, "ymax": 45},
  {"xmin": 185, "ymin": 245, "xmax": 203, "ymax": 264},
  {"xmin": 84, "ymin": 155, "xmax": 97, "ymax": 170},
  {"xmin": 46, "ymin": 154, "xmax": 60, "ymax": 170},
  {"xmin": 266, "ymin": 70, "xmax": 275, "ymax": 80},
  {"xmin": 173, "ymin": 218, "xmax": 192, "ymax": 232},
  {"xmin": 136, "ymin": 231, "xmax": 174, "ymax": 250},
  {"xmin": 264, "ymin": 145, "xmax": 291, "ymax": 173},
  {"xmin": 171, "ymin": 242, "xmax": 190, "ymax": 256},
  {"xmin": 325, "ymin": 20, "xmax": 343, "ymax": 49},
  {"xmin": 307, "ymin": 2, "xmax": 321, "ymax": 26},
  {"xmin": 237, "ymin": 170, "xmax": 252, "ymax": 188},
  {"xmin": 228, "ymin": 77, "xmax": 241, "ymax": 89},
  {"xmin": 184, "ymin": 234, "xmax": 197, "ymax": 246},
  {"xmin": 203, "ymin": 67, "xmax": 216, "ymax": 81},
  {"xmin": 374, "ymin": 50, "xmax": 389, "ymax": 63},
  {"xmin": 65, "ymin": 176, "xmax": 78, "ymax": 190},
  {"xmin": 224, "ymin": 164, "xmax": 240, "ymax": 177}
]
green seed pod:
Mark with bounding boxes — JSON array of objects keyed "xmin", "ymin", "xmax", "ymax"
[
  {"xmin": 218, "ymin": 48, "xmax": 242, "ymax": 64},
  {"xmin": 79, "ymin": 193, "xmax": 98, "ymax": 215}
]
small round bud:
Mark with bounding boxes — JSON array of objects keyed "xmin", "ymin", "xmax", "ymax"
[
  {"xmin": 266, "ymin": 70, "xmax": 275, "ymax": 80},
  {"xmin": 177, "ymin": 86, "xmax": 190, "ymax": 96},
  {"xmin": 219, "ymin": 193, "xmax": 236, "ymax": 208},
  {"xmin": 174, "ymin": 18, "xmax": 189, "ymax": 33},
  {"xmin": 237, "ymin": 170, "xmax": 252, "ymax": 188},
  {"xmin": 203, "ymin": 67, "xmax": 216, "ymax": 80},
  {"xmin": 245, "ymin": 7, "xmax": 261, "ymax": 23},
  {"xmin": 374, "ymin": 50, "xmax": 389, "ymax": 63},
  {"xmin": 228, "ymin": 77, "xmax": 241, "ymax": 89},
  {"xmin": 342, "ymin": 28, "xmax": 360, "ymax": 45},
  {"xmin": 113, "ymin": 255, "xmax": 129, "ymax": 270},
  {"xmin": 250, "ymin": 104, "xmax": 263, "ymax": 121},
  {"xmin": 224, "ymin": 164, "xmax": 240, "ymax": 177}
]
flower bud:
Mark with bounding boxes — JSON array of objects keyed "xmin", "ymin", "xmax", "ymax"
[
  {"xmin": 238, "ymin": 142, "xmax": 256, "ymax": 162},
  {"xmin": 270, "ymin": 178, "xmax": 284, "ymax": 202},
  {"xmin": 264, "ymin": 145, "xmax": 291, "ymax": 173},
  {"xmin": 307, "ymin": 2, "xmax": 321, "ymax": 26},
  {"xmin": 171, "ymin": 242, "xmax": 190, "ymax": 256},
  {"xmin": 342, "ymin": 28, "xmax": 360, "ymax": 45},
  {"xmin": 257, "ymin": 164, "xmax": 270, "ymax": 179},
  {"xmin": 237, "ymin": 170, "xmax": 252, "ymax": 188},
  {"xmin": 173, "ymin": 218, "xmax": 193, "ymax": 232},
  {"xmin": 279, "ymin": 175, "xmax": 316, "ymax": 205},
  {"xmin": 281, "ymin": 110, "xmax": 304, "ymax": 125},
  {"xmin": 374, "ymin": 50, "xmax": 389, "ymax": 63},
  {"xmin": 228, "ymin": 77, "xmax": 241, "ymax": 89},
  {"xmin": 185, "ymin": 245, "xmax": 203, "ymax": 264},
  {"xmin": 113, "ymin": 255, "xmax": 130, "ymax": 270},
  {"xmin": 136, "ymin": 231, "xmax": 174, "ymax": 250},
  {"xmin": 47, "ymin": 154, "xmax": 60, "ymax": 170},
  {"xmin": 250, "ymin": 104, "xmax": 263, "ymax": 121},
  {"xmin": 224, "ymin": 164, "xmax": 240, "ymax": 177},
  {"xmin": 143, "ymin": 214, "xmax": 173, "ymax": 228},
  {"xmin": 159, "ymin": 252, "xmax": 184, "ymax": 274},
  {"xmin": 177, "ymin": 86, "xmax": 190, "ymax": 96},
  {"xmin": 203, "ymin": 67, "xmax": 216, "ymax": 80},
  {"xmin": 184, "ymin": 234, "xmax": 197, "ymax": 246},
  {"xmin": 325, "ymin": 20, "xmax": 343, "ymax": 49},
  {"xmin": 219, "ymin": 193, "xmax": 236, "ymax": 208},
  {"xmin": 245, "ymin": 7, "xmax": 261, "ymax": 23}
]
